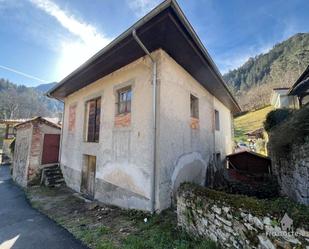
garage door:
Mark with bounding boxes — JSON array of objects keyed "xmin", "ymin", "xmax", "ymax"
[{"xmin": 41, "ymin": 134, "xmax": 60, "ymax": 165}]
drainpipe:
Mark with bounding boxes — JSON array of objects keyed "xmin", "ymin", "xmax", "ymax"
[{"xmin": 132, "ymin": 29, "xmax": 157, "ymax": 214}]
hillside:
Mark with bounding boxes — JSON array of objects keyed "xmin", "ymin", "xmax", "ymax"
[
  {"xmin": 34, "ymin": 82, "xmax": 57, "ymax": 93},
  {"xmin": 234, "ymin": 105, "xmax": 274, "ymax": 142},
  {"xmin": 0, "ymin": 79, "xmax": 62, "ymax": 119},
  {"xmin": 224, "ymin": 33, "xmax": 309, "ymax": 111}
]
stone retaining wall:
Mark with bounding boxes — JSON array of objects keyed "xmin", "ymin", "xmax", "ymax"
[
  {"xmin": 270, "ymin": 137, "xmax": 309, "ymax": 205},
  {"xmin": 177, "ymin": 183, "xmax": 309, "ymax": 249}
]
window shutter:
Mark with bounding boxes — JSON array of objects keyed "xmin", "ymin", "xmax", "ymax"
[
  {"xmin": 87, "ymin": 100, "xmax": 96, "ymax": 142},
  {"xmin": 215, "ymin": 110, "xmax": 220, "ymax": 131},
  {"xmin": 95, "ymin": 98, "xmax": 101, "ymax": 142}
]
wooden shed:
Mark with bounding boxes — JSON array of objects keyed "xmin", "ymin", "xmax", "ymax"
[
  {"xmin": 226, "ymin": 151, "xmax": 271, "ymax": 183},
  {"xmin": 12, "ymin": 117, "xmax": 61, "ymax": 187}
]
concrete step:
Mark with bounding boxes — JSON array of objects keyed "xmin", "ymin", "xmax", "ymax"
[
  {"xmin": 45, "ymin": 171, "xmax": 63, "ymax": 177},
  {"xmin": 44, "ymin": 164, "xmax": 59, "ymax": 170},
  {"xmin": 46, "ymin": 175, "xmax": 63, "ymax": 181},
  {"xmin": 41, "ymin": 165, "xmax": 65, "ymax": 187},
  {"xmin": 46, "ymin": 178, "xmax": 65, "ymax": 184}
]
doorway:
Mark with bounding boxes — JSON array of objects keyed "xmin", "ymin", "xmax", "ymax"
[
  {"xmin": 41, "ymin": 134, "xmax": 60, "ymax": 165},
  {"xmin": 81, "ymin": 155, "xmax": 96, "ymax": 199}
]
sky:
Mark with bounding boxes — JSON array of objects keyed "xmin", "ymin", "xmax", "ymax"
[{"xmin": 0, "ymin": 0, "xmax": 308, "ymax": 87}]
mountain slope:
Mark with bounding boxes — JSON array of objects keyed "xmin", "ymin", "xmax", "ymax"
[
  {"xmin": 234, "ymin": 105, "xmax": 273, "ymax": 142},
  {"xmin": 34, "ymin": 82, "xmax": 57, "ymax": 93},
  {"xmin": 224, "ymin": 33, "xmax": 309, "ymax": 110},
  {"xmin": 0, "ymin": 79, "xmax": 62, "ymax": 119}
]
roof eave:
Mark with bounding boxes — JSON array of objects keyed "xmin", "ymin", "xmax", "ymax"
[
  {"xmin": 169, "ymin": 1, "xmax": 241, "ymax": 113},
  {"xmin": 288, "ymin": 65, "xmax": 309, "ymax": 95},
  {"xmin": 47, "ymin": 0, "xmax": 173, "ymax": 99},
  {"xmin": 47, "ymin": 0, "xmax": 241, "ymax": 113}
]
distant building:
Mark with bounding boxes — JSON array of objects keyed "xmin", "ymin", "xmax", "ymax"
[
  {"xmin": 12, "ymin": 117, "xmax": 61, "ymax": 187},
  {"xmin": 270, "ymin": 87, "xmax": 298, "ymax": 109},
  {"xmin": 245, "ymin": 127, "xmax": 264, "ymax": 140},
  {"xmin": 0, "ymin": 119, "xmax": 29, "ymax": 164},
  {"xmin": 288, "ymin": 65, "xmax": 309, "ymax": 107}
]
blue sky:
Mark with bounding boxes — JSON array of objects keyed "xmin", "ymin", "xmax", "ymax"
[{"xmin": 0, "ymin": 0, "xmax": 308, "ymax": 87}]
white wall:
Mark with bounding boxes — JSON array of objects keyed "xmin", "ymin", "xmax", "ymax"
[
  {"xmin": 61, "ymin": 49, "xmax": 234, "ymax": 211},
  {"xmin": 271, "ymin": 89, "xmax": 299, "ymax": 109},
  {"xmin": 156, "ymin": 50, "xmax": 233, "ymax": 210},
  {"xmin": 61, "ymin": 54, "xmax": 155, "ymax": 210}
]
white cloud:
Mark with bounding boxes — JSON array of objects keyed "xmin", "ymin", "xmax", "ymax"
[
  {"xmin": 128, "ymin": 0, "xmax": 161, "ymax": 17},
  {"xmin": 30, "ymin": 0, "xmax": 112, "ymax": 80}
]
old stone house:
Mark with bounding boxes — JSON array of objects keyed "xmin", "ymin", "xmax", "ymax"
[
  {"xmin": 13, "ymin": 117, "xmax": 61, "ymax": 187},
  {"xmin": 47, "ymin": 0, "xmax": 240, "ymax": 212}
]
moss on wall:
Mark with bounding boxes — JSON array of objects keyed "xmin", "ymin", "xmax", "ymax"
[{"xmin": 179, "ymin": 182, "xmax": 309, "ymax": 229}]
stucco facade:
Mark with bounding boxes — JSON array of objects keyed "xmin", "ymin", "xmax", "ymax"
[
  {"xmin": 60, "ymin": 49, "xmax": 234, "ymax": 211},
  {"xmin": 270, "ymin": 88, "xmax": 299, "ymax": 109},
  {"xmin": 13, "ymin": 119, "xmax": 61, "ymax": 187},
  {"xmin": 156, "ymin": 51, "xmax": 233, "ymax": 210}
]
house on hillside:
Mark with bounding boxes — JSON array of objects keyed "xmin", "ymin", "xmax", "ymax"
[
  {"xmin": 47, "ymin": 0, "xmax": 240, "ymax": 212},
  {"xmin": 288, "ymin": 65, "xmax": 309, "ymax": 107},
  {"xmin": 12, "ymin": 117, "xmax": 61, "ymax": 187},
  {"xmin": 270, "ymin": 88, "xmax": 299, "ymax": 109}
]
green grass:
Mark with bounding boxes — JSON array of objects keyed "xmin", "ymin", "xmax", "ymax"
[
  {"xmin": 234, "ymin": 105, "xmax": 273, "ymax": 142},
  {"xmin": 121, "ymin": 210, "xmax": 219, "ymax": 249},
  {"xmin": 26, "ymin": 187, "xmax": 219, "ymax": 249}
]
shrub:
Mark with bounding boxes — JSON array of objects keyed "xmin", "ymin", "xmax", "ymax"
[
  {"xmin": 268, "ymin": 105, "xmax": 309, "ymax": 156},
  {"xmin": 264, "ymin": 108, "xmax": 293, "ymax": 132}
]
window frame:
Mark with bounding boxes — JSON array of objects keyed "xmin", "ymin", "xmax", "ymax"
[
  {"xmin": 116, "ymin": 86, "xmax": 132, "ymax": 115},
  {"xmin": 190, "ymin": 94, "xmax": 199, "ymax": 119},
  {"xmin": 84, "ymin": 96, "xmax": 101, "ymax": 143},
  {"xmin": 214, "ymin": 109, "xmax": 220, "ymax": 131}
]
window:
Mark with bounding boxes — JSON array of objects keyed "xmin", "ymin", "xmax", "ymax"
[
  {"xmin": 190, "ymin": 94, "xmax": 199, "ymax": 118},
  {"xmin": 117, "ymin": 86, "xmax": 132, "ymax": 115},
  {"xmin": 215, "ymin": 109, "xmax": 220, "ymax": 131},
  {"xmin": 68, "ymin": 104, "xmax": 77, "ymax": 133},
  {"xmin": 216, "ymin": 152, "xmax": 221, "ymax": 167},
  {"xmin": 85, "ymin": 97, "xmax": 101, "ymax": 142}
]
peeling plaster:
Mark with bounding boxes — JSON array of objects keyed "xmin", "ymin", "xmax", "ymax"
[
  {"xmin": 96, "ymin": 162, "xmax": 150, "ymax": 199},
  {"xmin": 171, "ymin": 152, "xmax": 208, "ymax": 193}
]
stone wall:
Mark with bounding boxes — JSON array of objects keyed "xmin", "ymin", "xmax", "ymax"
[
  {"xmin": 13, "ymin": 123, "xmax": 32, "ymax": 187},
  {"xmin": 270, "ymin": 137, "xmax": 309, "ymax": 205},
  {"xmin": 177, "ymin": 183, "xmax": 309, "ymax": 249}
]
